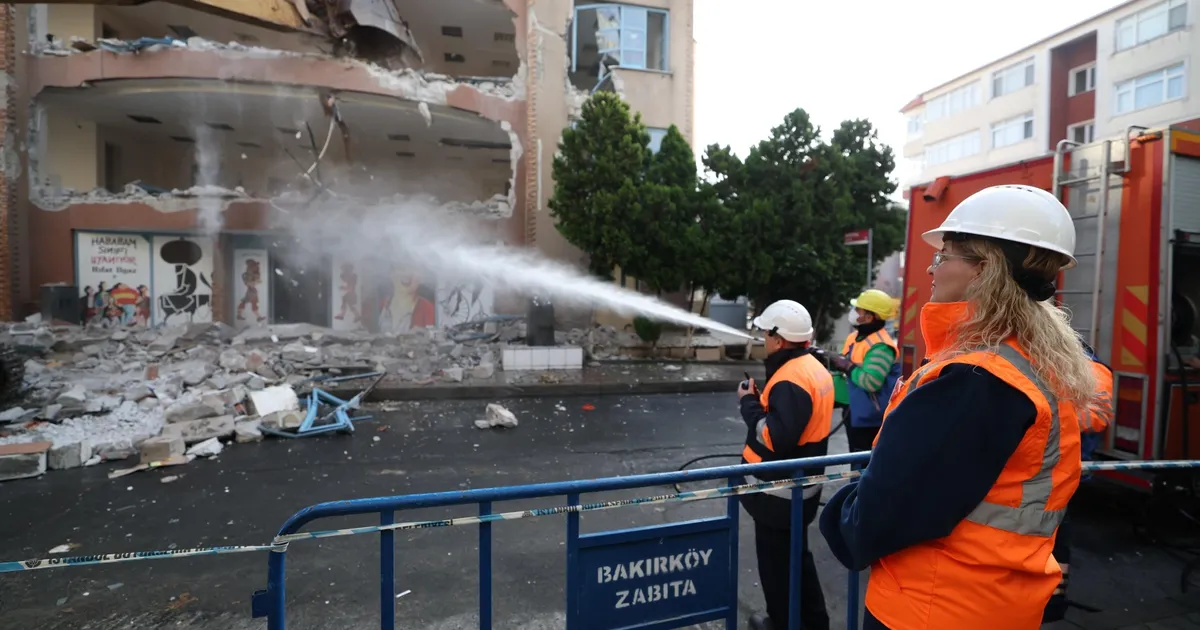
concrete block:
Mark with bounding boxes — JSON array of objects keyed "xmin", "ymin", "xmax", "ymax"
[
  {"xmin": 260, "ymin": 410, "xmax": 303, "ymax": 430},
  {"xmin": 165, "ymin": 398, "xmax": 225, "ymax": 424},
  {"xmin": 139, "ymin": 435, "xmax": 185, "ymax": 464},
  {"xmin": 248, "ymin": 386, "xmax": 299, "ymax": 416},
  {"xmin": 49, "ymin": 440, "xmax": 93, "ymax": 470},
  {"xmin": 234, "ymin": 419, "xmax": 263, "ymax": 443},
  {"xmin": 695, "ymin": 347, "xmax": 723, "ymax": 361},
  {"xmin": 0, "ymin": 442, "xmax": 50, "ymax": 481},
  {"xmin": 169, "ymin": 415, "xmax": 235, "ymax": 445}
]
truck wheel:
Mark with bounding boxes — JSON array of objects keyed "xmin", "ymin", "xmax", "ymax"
[{"xmin": 0, "ymin": 345, "xmax": 25, "ymax": 405}]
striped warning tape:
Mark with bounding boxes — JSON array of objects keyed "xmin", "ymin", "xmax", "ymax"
[{"xmin": 2, "ymin": 459, "xmax": 1196, "ymax": 574}]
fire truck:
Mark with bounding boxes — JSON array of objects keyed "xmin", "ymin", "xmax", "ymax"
[{"xmin": 899, "ymin": 123, "xmax": 1200, "ymax": 490}]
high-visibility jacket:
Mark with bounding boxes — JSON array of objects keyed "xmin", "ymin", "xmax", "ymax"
[
  {"xmin": 1080, "ymin": 357, "xmax": 1114, "ymax": 434},
  {"xmin": 741, "ymin": 352, "xmax": 835, "ymax": 495},
  {"xmin": 841, "ymin": 328, "xmax": 902, "ymax": 428},
  {"xmin": 866, "ymin": 341, "xmax": 1082, "ymax": 630}
]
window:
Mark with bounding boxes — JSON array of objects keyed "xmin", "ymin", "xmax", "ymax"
[
  {"xmin": 992, "ymin": 58, "xmax": 1035, "ymax": 98},
  {"xmin": 647, "ymin": 127, "xmax": 668, "ymax": 153},
  {"xmin": 925, "ymin": 82, "xmax": 981, "ymax": 122},
  {"xmin": 906, "ymin": 113, "xmax": 924, "ymax": 138},
  {"xmin": 1116, "ymin": 0, "xmax": 1186, "ymax": 51},
  {"xmin": 1114, "ymin": 63, "xmax": 1186, "ymax": 114},
  {"xmin": 991, "ymin": 113, "xmax": 1035, "ymax": 148},
  {"xmin": 1069, "ymin": 64, "xmax": 1096, "ymax": 96},
  {"xmin": 572, "ymin": 5, "xmax": 669, "ymax": 77},
  {"xmin": 1068, "ymin": 121, "xmax": 1096, "ymax": 144},
  {"xmin": 924, "ymin": 131, "xmax": 981, "ymax": 166}
]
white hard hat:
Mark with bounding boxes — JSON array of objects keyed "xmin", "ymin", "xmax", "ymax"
[
  {"xmin": 922, "ymin": 184, "xmax": 1077, "ymax": 269},
  {"xmin": 752, "ymin": 300, "xmax": 814, "ymax": 343}
]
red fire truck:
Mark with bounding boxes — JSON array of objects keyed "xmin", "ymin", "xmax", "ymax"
[{"xmin": 899, "ymin": 123, "xmax": 1200, "ymax": 490}]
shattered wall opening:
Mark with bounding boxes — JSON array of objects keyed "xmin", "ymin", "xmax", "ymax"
[{"xmin": 568, "ymin": 3, "xmax": 669, "ymax": 92}]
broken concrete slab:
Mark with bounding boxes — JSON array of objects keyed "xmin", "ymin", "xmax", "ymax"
[
  {"xmin": 260, "ymin": 410, "xmax": 303, "ymax": 430},
  {"xmin": 0, "ymin": 442, "xmax": 50, "ymax": 481},
  {"xmin": 482, "ymin": 403, "xmax": 518, "ymax": 429},
  {"xmin": 164, "ymin": 397, "xmax": 225, "ymax": 424},
  {"xmin": 48, "ymin": 439, "xmax": 92, "ymax": 470},
  {"xmin": 186, "ymin": 437, "xmax": 223, "ymax": 458},
  {"xmin": 139, "ymin": 434, "xmax": 185, "ymax": 464},
  {"xmin": 248, "ymin": 386, "xmax": 300, "ymax": 417},
  {"xmin": 164, "ymin": 415, "xmax": 235, "ymax": 445},
  {"xmin": 234, "ymin": 418, "xmax": 263, "ymax": 443}
]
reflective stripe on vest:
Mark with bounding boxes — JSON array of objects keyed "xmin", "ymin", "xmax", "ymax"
[{"xmin": 888, "ymin": 344, "xmax": 1066, "ymax": 537}]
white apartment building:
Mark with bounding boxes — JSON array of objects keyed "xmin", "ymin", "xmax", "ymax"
[{"xmin": 900, "ymin": 0, "xmax": 1200, "ymax": 192}]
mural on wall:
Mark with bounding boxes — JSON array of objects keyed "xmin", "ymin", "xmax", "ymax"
[
  {"xmin": 437, "ymin": 279, "xmax": 494, "ymax": 328},
  {"xmin": 234, "ymin": 249, "xmax": 269, "ymax": 326},
  {"xmin": 152, "ymin": 236, "xmax": 214, "ymax": 326},
  {"xmin": 330, "ymin": 258, "xmax": 438, "ymax": 333},
  {"xmin": 75, "ymin": 231, "xmax": 152, "ymax": 327}
]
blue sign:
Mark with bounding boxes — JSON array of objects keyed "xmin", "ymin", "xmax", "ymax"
[{"xmin": 568, "ymin": 517, "xmax": 736, "ymax": 630}]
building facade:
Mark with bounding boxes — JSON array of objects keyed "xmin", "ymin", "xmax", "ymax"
[
  {"xmin": 900, "ymin": 0, "xmax": 1200, "ymax": 192},
  {"xmin": 0, "ymin": 0, "xmax": 694, "ymax": 330}
]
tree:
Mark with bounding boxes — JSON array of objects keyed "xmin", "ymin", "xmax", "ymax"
[
  {"xmin": 627, "ymin": 125, "xmax": 702, "ymax": 294},
  {"xmin": 698, "ymin": 110, "xmax": 906, "ymax": 342},
  {"xmin": 548, "ymin": 92, "xmax": 651, "ymax": 278}
]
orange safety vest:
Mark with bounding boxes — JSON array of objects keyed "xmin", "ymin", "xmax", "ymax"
[
  {"xmin": 1079, "ymin": 361, "xmax": 1114, "ymax": 433},
  {"xmin": 741, "ymin": 352, "xmax": 835, "ymax": 465},
  {"xmin": 841, "ymin": 328, "xmax": 899, "ymax": 363},
  {"xmin": 867, "ymin": 341, "xmax": 1082, "ymax": 630}
]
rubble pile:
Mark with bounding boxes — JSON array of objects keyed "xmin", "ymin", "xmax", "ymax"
[{"xmin": 0, "ymin": 318, "xmax": 642, "ymax": 476}]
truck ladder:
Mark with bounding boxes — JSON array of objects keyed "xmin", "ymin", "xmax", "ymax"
[{"xmin": 1051, "ymin": 126, "xmax": 1147, "ymax": 352}]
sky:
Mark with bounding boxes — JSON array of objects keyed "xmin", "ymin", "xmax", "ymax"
[{"xmin": 692, "ymin": 0, "xmax": 1126, "ymax": 192}]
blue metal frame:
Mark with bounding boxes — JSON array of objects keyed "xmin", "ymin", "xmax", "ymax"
[{"xmin": 255, "ymin": 451, "xmax": 871, "ymax": 630}]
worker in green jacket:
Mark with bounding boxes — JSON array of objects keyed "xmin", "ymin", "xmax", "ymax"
[{"xmin": 825, "ymin": 289, "xmax": 902, "ymax": 453}]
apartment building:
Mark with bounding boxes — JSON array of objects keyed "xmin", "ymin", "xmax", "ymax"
[
  {"xmin": 0, "ymin": 0, "xmax": 694, "ymax": 329},
  {"xmin": 900, "ymin": 0, "xmax": 1200, "ymax": 191}
]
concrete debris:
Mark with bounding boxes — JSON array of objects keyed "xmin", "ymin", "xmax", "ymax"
[
  {"xmin": 479, "ymin": 403, "xmax": 518, "ymax": 429},
  {"xmin": 31, "ymin": 181, "xmax": 252, "ymax": 213},
  {"xmin": 0, "ymin": 441, "xmax": 50, "ymax": 481},
  {"xmin": 186, "ymin": 437, "xmax": 223, "ymax": 458},
  {"xmin": 0, "ymin": 318, "xmax": 646, "ymax": 480}
]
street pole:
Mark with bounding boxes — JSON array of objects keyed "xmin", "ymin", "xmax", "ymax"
[{"xmin": 866, "ymin": 228, "xmax": 874, "ymax": 288}]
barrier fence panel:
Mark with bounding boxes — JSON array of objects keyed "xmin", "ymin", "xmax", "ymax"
[{"xmin": 252, "ymin": 451, "xmax": 872, "ymax": 630}]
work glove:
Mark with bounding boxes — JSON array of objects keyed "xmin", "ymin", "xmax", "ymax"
[{"xmin": 826, "ymin": 353, "xmax": 855, "ymax": 374}]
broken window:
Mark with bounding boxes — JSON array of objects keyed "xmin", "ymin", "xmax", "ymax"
[{"xmin": 571, "ymin": 4, "xmax": 669, "ymax": 90}]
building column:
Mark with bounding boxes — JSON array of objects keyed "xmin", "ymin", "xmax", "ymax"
[{"xmin": 0, "ymin": 5, "xmax": 17, "ymax": 320}]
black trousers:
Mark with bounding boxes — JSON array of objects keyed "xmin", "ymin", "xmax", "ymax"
[
  {"xmin": 843, "ymin": 408, "xmax": 880, "ymax": 454},
  {"xmin": 740, "ymin": 491, "xmax": 829, "ymax": 630}
]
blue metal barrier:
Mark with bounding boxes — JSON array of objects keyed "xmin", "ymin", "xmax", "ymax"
[{"xmin": 254, "ymin": 451, "xmax": 873, "ymax": 630}]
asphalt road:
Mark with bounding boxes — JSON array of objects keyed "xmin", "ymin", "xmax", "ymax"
[{"xmin": 0, "ymin": 392, "xmax": 1197, "ymax": 630}]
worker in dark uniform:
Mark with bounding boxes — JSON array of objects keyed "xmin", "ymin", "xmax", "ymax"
[{"xmin": 738, "ymin": 299, "xmax": 834, "ymax": 630}]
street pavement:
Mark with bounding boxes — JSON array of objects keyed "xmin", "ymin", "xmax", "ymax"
[{"xmin": 0, "ymin": 392, "xmax": 1197, "ymax": 629}]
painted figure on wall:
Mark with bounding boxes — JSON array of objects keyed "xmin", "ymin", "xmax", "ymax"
[
  {"xmin": 81, "ymin": 286, "xmax": 96, "ymax": 323},
  {"xmin": 440, "ymin": 281, "xmax": 488, "ymax": 325},
  {"xmin": 334, "ymin": 262, "xmax": 360, "ymax": 324},
  {"xmin": 157, "ymin": 238, "xmax": 213, "ymax": 325},
  {"xmin": 109, "ymin": 283, "xmax": 139, "ymax": 325},
  {"xmin": 135, "ymin": 285, "xmax": 151, "ymax": 326},
  {"xmin": 401, "ymin": 274, "xmax": 437, "ymax": 329},
  {"xmin": 237, "ymin": 258, "xmax": 266, "ymax": 323}
]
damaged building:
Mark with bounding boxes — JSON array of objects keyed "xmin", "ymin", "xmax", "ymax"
[{"xmin": 0, "ymin": 0, "xmax": 694, "ymax": 331}]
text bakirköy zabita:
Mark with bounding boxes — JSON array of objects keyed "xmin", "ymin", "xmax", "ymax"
[{"xmin": 596, "ymin": 548, "xmax": 715, "ymax": 609}]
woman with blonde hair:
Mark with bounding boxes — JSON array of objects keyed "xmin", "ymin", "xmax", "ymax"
[{"xmin": 819, "ymin": 185, "xmax": 1095, "ymax": 630}]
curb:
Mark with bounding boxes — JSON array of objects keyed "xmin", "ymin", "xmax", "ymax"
[{"xmin": 328, "ymin": 378, "xmax": 743, "ymax": 402}]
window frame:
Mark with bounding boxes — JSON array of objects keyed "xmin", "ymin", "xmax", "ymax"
[
  {"xmin": 647, "ymin": 127, "xmax": 668, "ymax": 153},
  {"xmin": 1068, "ymin": 62, "xmax": 1097, "ymax": 97},
  {"xmin": 906, "ymin": 112, "xmax": 924, "ymax": 138},
  {"xmin": 991, "ymin": 57, "xmax": 1036, "ymax": 99},
  {"xmin": 990, "ymin": 112, "xmax": 1035, "ymax": 149},
  {"xmin": 925, "ymin": 81, "xmax": 981, "ymax": 123},
  {"xmin": 572, "ymin": 3, "xmax": 671, "ymax": 74},
  {"xmin": 1113, "ymin": 62, "xmax": 1187, "ymax": 115},
  {"xmin": 1115, "ymin": 0, "xmax": 1187, "ymax": 51},
  {"xmin": 1067, "ymin": 120, "xmax": 1096, "ymax": 145},
  {"xmin": 924, "ymin": 131, "xmax": 982, "ymax": 167}
]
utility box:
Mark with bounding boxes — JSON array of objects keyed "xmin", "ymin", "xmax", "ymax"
[
  {"xmin": 526, "ymin": 297, "xmax": 556, "ymax": 346},
  {"xmin": 41, "ymin": 284, "xmax": 80, "ymax": 324}
]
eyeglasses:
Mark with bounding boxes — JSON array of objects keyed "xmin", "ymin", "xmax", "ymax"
[{"xmin": 931, "ymin": 252, "xmax": 977, "ymax": 269}]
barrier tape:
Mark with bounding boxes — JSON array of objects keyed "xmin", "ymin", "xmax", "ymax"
[{"xmin": 3, "ymin": 459, "xmax": 1197, "ymax": 574}]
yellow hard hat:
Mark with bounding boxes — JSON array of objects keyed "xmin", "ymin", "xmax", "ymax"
[{"xmin": 850, "ymin": 289, "xmax": 898, "ymax": 320}]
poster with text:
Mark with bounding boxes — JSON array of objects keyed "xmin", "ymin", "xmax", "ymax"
[
  {"xmin": 75, "ymin": 231, "xmax": 153, "ymax": 327},
  {"xmin": 151, "ymin": 235, "xmax": 215, "ymax": 326},
  {"xmin": 233, "ymin": 249, "xmax": 269, "ymax": 327},
  {"xmin": 438, "ymin": 278, "xmax": 494, "ymax": 329}
]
